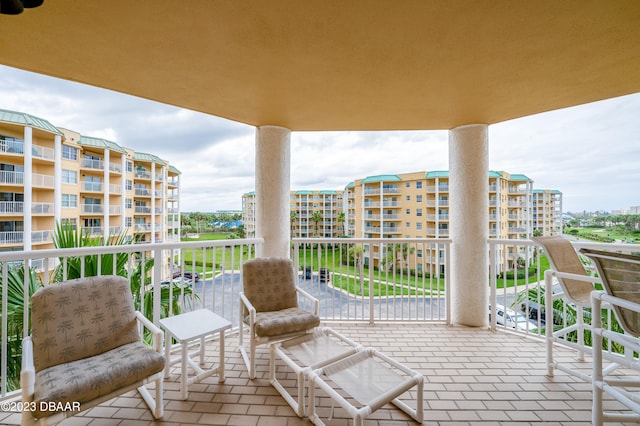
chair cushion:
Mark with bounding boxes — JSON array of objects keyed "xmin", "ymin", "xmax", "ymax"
[
  {"xmin": 30, "ymin": 276, "xmax": 139, "ymax": 371},
  {"xmin": 254, "ymin": 307, "xmax": 320, "ymax": 337},
  {"xmin": 243, "ymin": 258, "xmax": 298, "ymax": 312},
  {"xmin": 32, "ymin": 341, "xmax": 165, "ymax": 419}
]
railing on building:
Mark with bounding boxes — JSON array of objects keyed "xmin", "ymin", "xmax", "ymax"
[
  {"xmin": 31, "ymin": 203, "xmax": 53, "ymax": 215},
  {"xmin": 0, "ymin": 202, "xmax": 23, "ymax": 214},
  {"xmin": 0, "ymin": 171, "xmax": 23, "ymax": 185},
  {"xmin": 81, "ymin": 204, "xmax": 104, "ymax": 214},
  {"xmin": 32, "ymin": 173, "xmax": 54, "ymax": 188},
  {"xmin": 81, "ymin": 158, "xmax": 104, "ymax": 170},
  {"xmin": 31, "ymin": 145, "xmax": 55, "ymax": 161}
]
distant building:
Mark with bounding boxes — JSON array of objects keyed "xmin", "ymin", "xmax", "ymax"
[
  {"xmin": 242, "ymin": 169, "xmax": 562, "ymax": 273},
  {"xmin": 0, "ymin": 108, "xmax": 181, "ymax": 257}
]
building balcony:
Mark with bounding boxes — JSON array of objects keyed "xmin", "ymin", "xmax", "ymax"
[
  {"xmin": 81, "ymin": 181, "xmax": 103, "ymax": 192},
  {"xmin": 81, "ymin": 204, "xmax": 104, "ymax": 214},
  {"xmin": 0, "ymin": 238, "xmax": 637, "ymax": 425},
  {"xmin": 81, "ymin": 158, "xmax": 104, "ymax": 170}
]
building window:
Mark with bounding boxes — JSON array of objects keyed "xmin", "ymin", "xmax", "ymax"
[
  {"xmin": 416, "ymin": 195, "xmax": 422, "ymax": 202},
  {"xmin": 126, "ymin": 161, "xmax": 133, "ymax": 172},
  {"xmin": 416, "ymin": 208, "xmax": 422, "ymax": 217},
  {"xmin": 62, "ymin": 145, "xmax": 78, "ymax": 161},
  {"xmin": 126, "ymin": 179, "xmax": 132, "ymax": 190},
  {"xmin": 125, "ymin": 198, "xmax": 132, "ymax": 209},
  {"xmin": 405, "ymin": 195, "xmax": 410, "ymax": 201},
  {"xmin": 406, "ymin": 209, "xmax": 410, "ymax": 215},
  {"xmin": 62, "ymin": 194, "xmax": 77, "ymax": 208},
  {"xmin": 416, "ymin": 181, "xmax": 422, "ymax": 189},
  {"xmin": 61, "ymin": 169, "xmax": 78, "ymax": 184},
  {"xmin": 416, "ymin": 223, "xmax": 423, "ymax": 231},
  {"xmin": 405, "ymin": 182, "xmax": 410, "ymax": 188},
  {"xmin": 405, "ymin": 222, "xmax": 411, "ymax": 228},
  {"xmin": 125, "ymin": 217, "xmax": 132, "ymax": 227}
]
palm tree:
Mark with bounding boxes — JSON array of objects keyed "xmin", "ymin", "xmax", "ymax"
[
  {"xmin": 52, "ymin": 221, "xmax": 195, "ymax": 322},
  {"xmin": 337, "ymin": 212, "xmax": 345, "ymax": 236},
  {"xmin": 0, "ymin": 265, "xmax": 41, "ymax": 391},
  {"xmin": 311, "ymin": 211, "xmax": 323, "ymax": 237},
  {"xmin": 290, "ymin": 210, "xmax": 298, "ymax": 232}
]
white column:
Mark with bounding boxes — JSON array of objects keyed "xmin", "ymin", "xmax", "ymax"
[
  {"xmin": 121, "ymin": 155, "xmax": 127, "ymax": 231},
  {"xmin": 23, "ymin": 127, "xmax": 33, "ymax": 250},
  {"xmin": 53, "ymin": 135, "xmax": 61, "ymax": 225},
  {"xmin": 255, "ymin": 125, "xmax": 290, "ymax": 258},
  {"xmin": 449, "ymin": 124, "xmax": 488, "ymax": 327},
  {"xmin": 103, "ymin": 149, "xmax": 110, "ymax": 240},
  {"xmin": 151, "ymin": 162, "xmax": 156, "ymax": 243}
]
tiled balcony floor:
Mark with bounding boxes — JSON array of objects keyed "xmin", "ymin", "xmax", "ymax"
[{"xmin": 3, "ymin": 322, "xmax": 636, "ymax": 425}]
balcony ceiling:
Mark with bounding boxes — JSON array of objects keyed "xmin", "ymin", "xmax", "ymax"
[{"xmin": 1, "ymin": 1, "xmax": 639, "ymax": 131}]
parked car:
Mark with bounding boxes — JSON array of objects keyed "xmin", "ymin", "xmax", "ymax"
[
  {"xmin": 172, "ymin": 270, "xmax": 200, "ymax": 281},
  {"xmin": 161, "ymin": 277, "xmax": 192, "ymax": 286},
  {"xmin": 490, "ymin": 304, "xmax": 535, "ymax": 331}
]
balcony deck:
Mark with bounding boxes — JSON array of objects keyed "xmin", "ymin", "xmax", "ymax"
[{"xmin": 2, "ymin": 322, "xmax": 626, "ymax": 426}]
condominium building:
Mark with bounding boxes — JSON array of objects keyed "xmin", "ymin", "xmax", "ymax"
[
  {"xmin": 0, "ymin": 108, "xmax": 180, "ymax": 254},
  {"xmin": 243, "ymin": 170, "xmax": 562, "ymax": 273},
  {"xmin": 242, "ymin": 189, "xmax": 345, "ymax": 239},
  {"xmin": 532, "ymin": 189, "xmax": 563, "ymax": 236}
]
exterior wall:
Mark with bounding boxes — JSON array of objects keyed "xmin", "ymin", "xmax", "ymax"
[{"xmin": 0, "ymin": 110, "xmax": 180, "ymax": 256}]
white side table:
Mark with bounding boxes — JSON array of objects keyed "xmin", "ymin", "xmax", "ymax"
[{"xmin": 160, "ymin": 309, "xmax": 232, "ymax": 400}]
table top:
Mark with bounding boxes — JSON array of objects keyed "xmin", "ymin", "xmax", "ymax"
[
  {"xmin": 159, "ymin": 309, "xmax": 232, "ymax": 341},
  {"xmin": 276, "ymin": 327, "xmax": 361, "ymax": 368}
]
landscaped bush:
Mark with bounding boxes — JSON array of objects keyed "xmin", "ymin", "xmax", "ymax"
[{"xmin": 498, "ymin": 266, "xmax": 537, "ymax": 280}]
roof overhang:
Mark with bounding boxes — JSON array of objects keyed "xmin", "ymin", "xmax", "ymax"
[{"xmin": 1, "ymin": 1, "xmax": 639, "ymax": 131}]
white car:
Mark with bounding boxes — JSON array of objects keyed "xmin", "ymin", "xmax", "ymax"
[{"xmin": 490, "ymin": 304, "xmax": 534, "ymax": 331}]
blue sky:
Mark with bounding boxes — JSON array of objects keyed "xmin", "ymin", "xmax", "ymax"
[{"xmin": 1, "ymin": 65, "xmax": 638, "ymax": 213}]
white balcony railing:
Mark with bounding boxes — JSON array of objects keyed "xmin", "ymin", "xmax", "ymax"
[
  {"xmin": 31, "ymin": 203, "xmax": 53, "ymax": 215},
  {"xmin": 81, "ymin": 204, "xmax": 104, "ymax": 214},
  {"xmin": 32, "ymin": 173, "xmax": 54, "ymax": 188},
  {"xmin": 0, "ymin": 201, "xmax": 23, "ymax": 214},
  {"xmin": 81, "ymin": 158, "xmax": 104, "ymax": 170},
  {"xmin": 1, "ymin": 237, "xmax": 638, "ymax": 402},
  {"xmin": 0, "ymin": 237, "xmax": 262, "ymax": 398},
  {"xmin": 31, "ymin": 145, "xmax": 55, "ymax": 161},
  {"xmin": 0, "ymin": 170, "xmax": 23, "ymax": 185}
]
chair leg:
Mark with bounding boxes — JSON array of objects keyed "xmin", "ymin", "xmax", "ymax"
[{"xmin": 137, "ymin": 374, "xmax": 164, "ymax": 419}]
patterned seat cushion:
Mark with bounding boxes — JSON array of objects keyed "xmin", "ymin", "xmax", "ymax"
[
  {"xmin": 32, "ymin": 341, "xmax": 165, "ymax": 419},
  {"xmin": 254, "ymin": 307, "xmax": 320, "ymax": 337}
]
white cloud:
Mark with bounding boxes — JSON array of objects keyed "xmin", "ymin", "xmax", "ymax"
[{"xmin": 1, "ymin": 65, "xmax": 639, "ymax": 213}]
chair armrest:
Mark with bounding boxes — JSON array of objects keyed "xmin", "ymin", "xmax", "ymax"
[
  {"xmin": 20, "ymin": 336, "xmax": 35, "ymax": 400},
  {"xmin": 296, "ymin": 286, "xmax": 320, "ymax": 316},
  {"xmin": 135, "ymin": 311, "xmax": 164, "ymax": 352},
  {"xmin": 239, "ymin": 292, "xmax": 257, "ymax": 321},
  {"xmin": 553, "ymin": 270, "xmax": 602, "ymax": 285}
]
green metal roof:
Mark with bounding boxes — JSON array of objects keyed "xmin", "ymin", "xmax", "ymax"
[
  {"xmin": 134, "ymin": 152, "xmax": 167, "ymax": 164},
  {"xmin": 509, "ymin": 173, "xmax": 532, "ymax": 182},
  {"xmin": 78, "ymin": 135, "xmax": 126, "ymax": 153},
  {"xmin": 488, "ymin": 171, "xmax": 504, "ymax": 178},
  {"xmin": 168, "ymin": 165, "xmax": 181, "ymax": 174},
  {"xmin": 319, "ymin": 190, "xmax": 338, "ymax": 195},
  {"xmin": 533, "ymin": 189, "xmax": 562, "ymax": 194},
  {"xmin": 245, "ymin": 191, "xmax": 255, "ymax": 196},
  {"xmin": 345, "ymin": 181, "xmax": 354, "ymax": 188},
  {"xmin": 0, "ymin": 108, "xmax": 62, "ymax": 135},
  {"xmin": 425, "ymin": 171, "xmax": 449, "ymax": 178},
  {"xmin": 362, "ymin": 174, "xmax": 402, "ymax": 183},
  {"xmin": 295, "ymin": 190, "xmax": 314, "ymax": 195}
]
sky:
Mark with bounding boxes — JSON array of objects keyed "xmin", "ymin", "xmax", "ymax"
[{"xmin": 1, "ymin": 64, "xmax": 639, "ymax": 214}]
